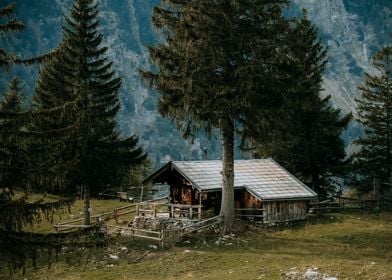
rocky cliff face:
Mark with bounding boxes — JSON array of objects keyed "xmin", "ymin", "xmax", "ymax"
[
  {"xmin": 1, "ymin": 0, "xmax": 391, "ymax": 165},
  {"xmin": 294, "ymin": 0, "xmax": 391, "ymax": 116}
]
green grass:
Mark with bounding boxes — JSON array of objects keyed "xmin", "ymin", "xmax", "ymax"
[
  {"xmin": 15, "ymin": 210, "xmax": 392, "ymax": 280},
  {"xmin": 23, "ymin": 198, "xmax": 128, "ymax": 233}
]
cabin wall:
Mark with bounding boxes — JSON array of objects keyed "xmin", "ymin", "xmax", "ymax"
[
  {"xmin": 243, "ymin": 191, "xmax": 262, "ymax": 209},
  {"xmin": 234, "ymin": 189, "xmax": 262, "ymax": 209},
  {"xmin": 170, "ymin": 185, "xmax": 200, "ymax": 205},
  {"xmin": 200, "ymin": 191, "xmax": 221, "ymax": 215},
  {"xmin": 380, "ymin": 184, "xmax": 392, "ymax": 200},
  {"xmin": 263, "ymin": 200, "xmax": 308, "ymax": 223}
]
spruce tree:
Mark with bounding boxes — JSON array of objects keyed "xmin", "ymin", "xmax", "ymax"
[
  {"xmin": 32, "ymin": 0, "xmax": 146, "ymax": 225},
  {"xmin": 0, "ymin": 77, "xmax": 26, "ymax": 192},
  {"xmin": 0, "ymin": 2, "xmax": 31, "ymax": 201},
  {"xmin": 351, "ymin": 44, "xmax": 392, "ymax": 192},
  {"xmin": 0, "ymin": 3, "xmax": 73, "ymax": 272},
  {"xmin": 248, "ymin": 12, "xmax": 350, "ymax": 199},
  {"xmin": 142, "ymin": 0, "xmax": 291, "ymax": 232}
]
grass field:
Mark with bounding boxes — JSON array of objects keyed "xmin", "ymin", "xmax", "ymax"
[
  {"xmin": 16, "ymin": 206, "xmax": 392, "ymax": 280},
  {"xmin": 23, "ymin": 197, "xmax": 127, "ymax": 233}
]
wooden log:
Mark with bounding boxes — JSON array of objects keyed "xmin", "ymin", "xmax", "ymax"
[
  {"xmin": 114, "ymin": 204, "xmax": 137, "ymax": 211},
  {"xmin": 54, "ymin": 224, "xmax": 93, "ymax": 232},
  {"xmin": 54, "ymin": 224, "xmax": 93, "ymax": 228},
  {"xmin": 115, "ymin": 209, "xmax": 137, "ymax": 216}
]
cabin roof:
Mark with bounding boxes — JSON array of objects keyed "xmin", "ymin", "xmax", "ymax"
[{"xmin": 144, "ymin": 159, "xmax": 317, "ymax": 201}]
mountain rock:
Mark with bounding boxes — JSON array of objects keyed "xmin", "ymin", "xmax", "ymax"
[{"xmin": 1, "ymin": 0, "xmax": 390, "ymax": 165}]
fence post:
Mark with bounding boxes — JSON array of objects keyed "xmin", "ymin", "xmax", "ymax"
[
  {"xmin": 160, "ymin": 230, "xmax": 164, "ymax": 248},
  {"xmin": 114, "ymin": 209, "xmax": 118, "ymax": 224}
]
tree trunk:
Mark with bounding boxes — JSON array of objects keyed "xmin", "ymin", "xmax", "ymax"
[
  {"xmin": 83, "ymin": 185, "xmax": 91, "ymax": 225},
  {"xmin": 220, "ymin": 118, "xmax": 235, "ymax": 233}
]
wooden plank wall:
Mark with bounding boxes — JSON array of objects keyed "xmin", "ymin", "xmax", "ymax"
[{"xmin": 263, "ymin": 200, "xmax": 307, "ymax": 223}]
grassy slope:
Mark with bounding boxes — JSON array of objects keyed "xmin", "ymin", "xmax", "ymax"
[
  {"xmin": 23, "ymin": 197, "xmax": 127, "ymax": 233},
  {"xmin": 20, "ymin": 211, "xmax": 391, "ymax": 280}
]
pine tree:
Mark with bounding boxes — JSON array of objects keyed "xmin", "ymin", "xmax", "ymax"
[
  {"xmin": 142, "ymin": 0, "xmax": 291, "ymax": 232},
  {"xmin": 248, "ymin": 12, "xmax": 350, "ymax": 199},
  {"xmin": 32, "ymin": 0, "xmax": 146, "ymax": 225},
  {"xmin": 351, "ymin": 44, "xmax": 392, "ymax": 192}
]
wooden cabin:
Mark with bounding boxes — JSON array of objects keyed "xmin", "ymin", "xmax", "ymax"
[{"xmin": 143, "ymin": 159, "xmax": 317, "ymax": 224}]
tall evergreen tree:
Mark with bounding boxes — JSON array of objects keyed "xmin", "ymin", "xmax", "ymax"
[
  {"xmin": 0, "ymin": 3, "xmax": 88, "ymax": 273},
  {"xmin": 0, "ymin": 77, "xmax": 26, "ymax": 192},
  {"xmin": 351, "ymin": 44, "xmax": 392, "ymax": 192},
  {"xmin": 142, "ymin": 0, "xmax": 291, "ymax": 231},
  {"xmin": 248, "ymin": 12, "xmax": 350, "ymax": 199},
  {"xmin": 32, "ymin": 0, "xmax": 146, "ymax": 225}
]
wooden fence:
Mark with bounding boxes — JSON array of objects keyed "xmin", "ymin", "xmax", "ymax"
[
  {"xmin": 309, "ymin": 197, "xmax": 392, "ymax": 213},
  {"xmin": 179, "ymin": 215, "xmax": 221, "ymax": 235},
  {"xmin": 106, "ymin": 225, "xmax": 163, "ymax": 241},
  {"xmin": 54, "ymin": 203, "xmax": 138, "ymax": 232},
  {"xmin": 135, "ymin": 203, "xmax": 202, "ymax": 220},
  {"xmin": 54, "ymin": 200, "xmax": 203, "ymax": 232},
  {"xmin": 105, "ymin": 215, "xmax": 221, "ymax": 247}
]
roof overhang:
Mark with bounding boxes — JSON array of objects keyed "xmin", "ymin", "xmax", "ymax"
[
  {"xmin": 143, "ymin": 161, "xmax": 204, "ymax": 192},
  {"xmin": 142, "ymin": 161, "xmax": 172, "ymax": 185}
]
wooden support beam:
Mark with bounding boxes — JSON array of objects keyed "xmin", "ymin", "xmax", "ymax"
[{"xmin": 199, "ymin": 193, "xmax": 202, "ymax": 220}]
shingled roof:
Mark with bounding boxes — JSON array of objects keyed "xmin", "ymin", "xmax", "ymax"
[{"xmin": 145, "ymin": 159, "xmax": 317, "ymax": 201}]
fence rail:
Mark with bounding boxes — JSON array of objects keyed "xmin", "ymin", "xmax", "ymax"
[
  {"xmin": 54, "ymin": 204, "xmax": 137, "ymax": 232},
  {"xmin": 180, "ymin": 215, "xmax": 221, "ymax": 234},
  {"xmin": 53, "ymin": 200, "xmax": 202, "ymax": 233},
  {"xmin": 309, "ymin": 198, "xmax": 392, "ymax": 213},
  {"xmin": 106, "ymin": 225, "xmax": 163, "ymax": 241},
  {"xmin": 134, "ymin": 202, "xmax": 202, "ymax": 220},
  {"xmin": 53, "ymin": 224, "xmax": 94, "ymax": 232},
  {"xmin": 105, "ymin": 215, "xmax": 222, "ymax": 247}
]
